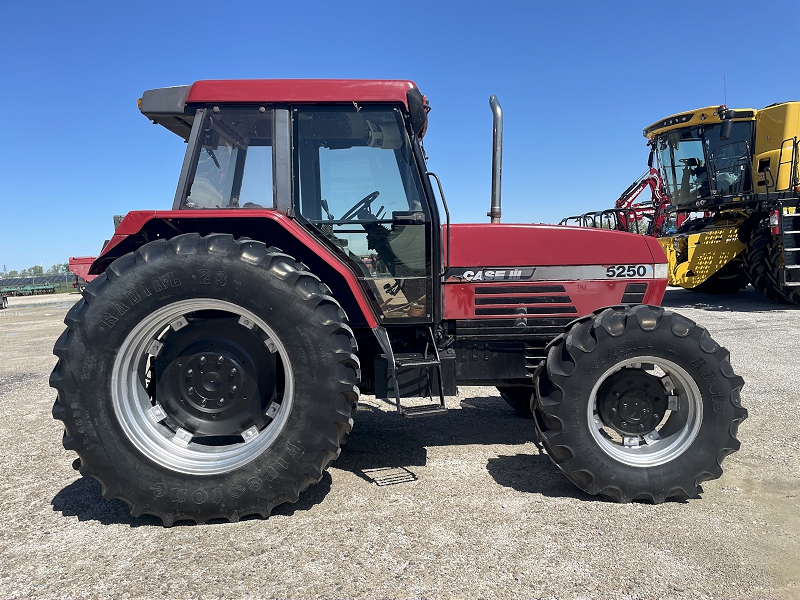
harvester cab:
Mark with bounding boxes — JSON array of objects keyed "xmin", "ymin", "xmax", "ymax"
[{"xmin": 49, "ymin": 80, "xmax": 747, "ymax": 525}]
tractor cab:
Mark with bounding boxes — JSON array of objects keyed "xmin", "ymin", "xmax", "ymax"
[{"xmin": 142, "ymin": 82, "xmax": 437, "ymax": 323}]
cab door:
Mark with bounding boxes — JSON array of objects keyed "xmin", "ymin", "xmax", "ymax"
[{"xmin": 292, "ymin": 105, "xmax": 433, "ymax": 323}]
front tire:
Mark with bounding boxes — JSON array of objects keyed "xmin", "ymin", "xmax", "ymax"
[
  {"xmin": 51, "ymin": 234, "xmax": 359, "ymax": 525},
  {"xmin": 534, "ymin": 305, "xmax": 746, "ymax": 503},
  {"xmin": 690, "ymin": 257, "xmax": 748, "ymax": 294}
]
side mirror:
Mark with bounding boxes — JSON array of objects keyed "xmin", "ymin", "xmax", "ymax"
[
  {"xmin": 406, "ymin": 88, "xmax": 429, "ymax": 138},
  {"xmin": 720, "ymin": 118, "xmax": 733, "ymax": 141}
]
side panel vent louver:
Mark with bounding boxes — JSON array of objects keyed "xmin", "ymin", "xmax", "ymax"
[{"xmin": 621, "ymin": 283, "xmax": 648, "ymax": 304}]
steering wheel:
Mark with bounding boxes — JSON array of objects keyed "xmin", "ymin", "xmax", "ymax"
[{"xmin": 340, "ymin": 191, "xmax": 380, "ymax": 221}]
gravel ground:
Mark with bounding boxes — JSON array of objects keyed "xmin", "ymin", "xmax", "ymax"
[{"xmin": 0, "ymin": 289, "xmax": 797, "ymax": 600}]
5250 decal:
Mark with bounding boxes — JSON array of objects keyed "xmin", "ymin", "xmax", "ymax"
[{"xmin": 606, "ymin": 265, "xmax": 649, "ymax": 278}]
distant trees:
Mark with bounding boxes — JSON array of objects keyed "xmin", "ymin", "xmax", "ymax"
[
  {"xmin": 47, "ymin": 263, "xmax": 69, "ymax": 275},
  {"xmin": 0, "ymin": 263, "xmax": 68, "ymax": 278}
]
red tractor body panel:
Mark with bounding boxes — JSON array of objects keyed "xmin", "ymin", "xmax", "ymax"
[
  {"xmin": 97, "ymin": 214, "xmax": 669, "ymax": 328},
  {"xmin": 443, "ymin": 224, "xmax": 668, "ymax": 320},
  {"xmin": 96, "ymin": 210, "xmax": 380, "ymax": 327},
  {"xmin": 186, "ymin": 79, "xmax": 416, "ymax": 108}
]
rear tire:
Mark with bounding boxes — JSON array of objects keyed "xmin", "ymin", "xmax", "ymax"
[
  {"xmin": 51, "ymin": 233, "xmax": 359, "ymax": 525},
  {"xmin": 497, "ymin": 386, "xmax": 534, "ymax": 417},
  {"xmin": 534, "ymin": 305, "xmax": 747, "ymax": 503}
]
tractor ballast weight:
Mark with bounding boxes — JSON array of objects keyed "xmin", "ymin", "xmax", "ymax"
[{"xmin": 50, "ymin": 80, "xmax": 747, "ymax": 525}]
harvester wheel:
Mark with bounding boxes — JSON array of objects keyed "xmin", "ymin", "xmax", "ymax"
[
  {"xmin": 742, "ymin": 223, "xmax": 792, "ymax": 303},
  {"xmin": 50, "ymin": 233, "xmax": 359, "ymax": 525},
  {"xmin": 690, "ymin": 257, "xmax": 748, "ymax": 294},
  {"xmin": 533, "ymin": 305, "xmax": 746, "ymax": 503},
  {"xmin": 497, "ymin": 386, "xmax": 534, "ymax": 417}
]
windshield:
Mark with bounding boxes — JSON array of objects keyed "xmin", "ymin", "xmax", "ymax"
[{"xmin": 655, "ymin": 122, "xmax": 753, "ymax": 207}]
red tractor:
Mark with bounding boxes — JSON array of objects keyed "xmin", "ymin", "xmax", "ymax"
[{"xmin": 50, "ymin": 80, "xmax": 747, "ymax": 525}]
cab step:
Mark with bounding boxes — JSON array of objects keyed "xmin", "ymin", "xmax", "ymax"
[
  {"xmin": 394, "ymin": 354, "xmax": 442, "ymax": 368},
  {"xmin": 401, "ymin": 404, "xmax": 448, "ymax": 418},
  {"xmin": 374, "ymin": 327, "xmax": 448, "ymax": 418}
]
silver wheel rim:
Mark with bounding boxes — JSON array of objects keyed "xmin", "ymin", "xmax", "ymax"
[
  {"xmin": 588, "ymin": 356, "xmax": 702, "ymax": 467},
  {"xmin": 111, "ymin": 299, "xmax": 293, "ymax": 475}
]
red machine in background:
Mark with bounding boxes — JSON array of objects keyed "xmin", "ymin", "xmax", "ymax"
[
  {"xmin": 561, "ymin": 167, "xmax": 684, "ymax": 236},
  {"xmin": 67, "ymin": 256, "xmax": 98, "ymax": 293}
]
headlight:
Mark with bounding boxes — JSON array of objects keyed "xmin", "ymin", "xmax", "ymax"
[{"xmin": 654, "ymin": 263, "xmax": 668, "ymax": 279}]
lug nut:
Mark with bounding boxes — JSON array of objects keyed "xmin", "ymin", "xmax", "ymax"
[
  {"xmin": 200, "ymin": 356, "xmax": 207, "ymax": 364},
  {"xmin": 186, "ymin": 369, "xmax": 194, "ymax": 378},
  {"xmin": 188, "ymin": 387, "xmax": 195, "ymax": 395},
  {"xmin": 230, "ymin": 368, "xmax": 237, "ymax": 377},
  {"xmin": 217, "ymin": 356, "xmax": 224, "ymax": 365},
  {"xmin": 230, "ymin": 385, "xmax": 238, "ymax": 394},
  {"xmin": 218, "ymin": 398, "xmax": 225, "ymax": 406}
]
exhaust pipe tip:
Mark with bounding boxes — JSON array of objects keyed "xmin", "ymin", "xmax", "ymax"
[{"xmin": 489, "ymin": 95, "xmax": 503, "ymax": 224}]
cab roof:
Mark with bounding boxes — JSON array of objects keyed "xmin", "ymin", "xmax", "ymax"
[
  {"xmin": 140, "ymin": 79, "xmax": 417, "ymax": 118},
  {"xmin": 139, "ymin": 79, "xmax": 421, "ymax": 140},
  {"xmin": 186, "ymin": 79, "xmax": 417, "ymax": 106}
]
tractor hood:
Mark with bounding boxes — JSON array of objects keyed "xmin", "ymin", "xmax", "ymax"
[{"xmin": 445, "ymin": 223, "xmax": 666, "ymax": 272}]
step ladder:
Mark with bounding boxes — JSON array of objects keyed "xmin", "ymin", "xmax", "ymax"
[
  {"xmin": 782, "ymin": 211, "xmax": 800, "ymax": 286},
  {"xmin": 379, "ymin": 327, "xmax": 447, "ymax": 417}
]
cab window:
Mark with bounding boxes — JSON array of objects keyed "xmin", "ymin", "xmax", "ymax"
[{"xmin": 181, "ymin": 107, "xmax": 273, "ymax": 209}]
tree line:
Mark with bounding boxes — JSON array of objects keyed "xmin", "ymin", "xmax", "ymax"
[{"xmin": 1, "ymin": 263, "xmax": 70, "ymax": 278}]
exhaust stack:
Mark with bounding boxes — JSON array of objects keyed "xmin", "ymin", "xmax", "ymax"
[{"xmin": 489, "ymin": 95, "xmax": 503, "ymax": 224}]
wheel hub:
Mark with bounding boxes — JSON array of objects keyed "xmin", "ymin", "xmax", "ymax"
[
  {"xmin": 597, "ymin": 369, "xmax": 667, "ymax": 435},
  {"xmin": 153, "ymin": 318, "xmax": 277, "ymax": 438},
  {"xmin": 180, "ymin": 352, "xmax": 245, "ymax": 412}
]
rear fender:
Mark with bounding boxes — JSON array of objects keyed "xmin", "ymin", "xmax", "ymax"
[{"xmin": 92, "ymin": 210, "xmax": 378, "ymax": 327}]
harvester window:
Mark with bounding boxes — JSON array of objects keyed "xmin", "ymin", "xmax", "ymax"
[
  {"xmin": 181, "ymin": 107, "xmax": 273, "ymax": 209},
  {"xmin": 293, "ymin": 106, "xmax": 432, "ymax": 321},
  {"xmin": 655, "ymin": 122, "xmax": 753, "ymax": 207}
]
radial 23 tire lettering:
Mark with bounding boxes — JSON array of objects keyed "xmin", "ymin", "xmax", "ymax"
[
  {"xmin": 50, "ymin": 233, "xmax": 360, "ymax": 525},
  {"xmin": 534, "ymin": 305, "xmax": 747, "ymax": 503}
]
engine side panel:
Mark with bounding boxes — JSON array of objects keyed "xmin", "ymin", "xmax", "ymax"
[{"xmin": 444, "ymin": 223, "xmax": 667, "ymax": 323}]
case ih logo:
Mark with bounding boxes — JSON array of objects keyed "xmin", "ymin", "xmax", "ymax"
[
  {"xmin": 447, "ymin": 264, "xmax": 656, "ymax": 283},
  {"xmin": 450, "ymin": 268, "xmax": 536, "ymax": 282}
]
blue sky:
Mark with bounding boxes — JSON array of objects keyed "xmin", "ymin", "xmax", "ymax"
[{"xmin": 2, "ymin": 0, "xmax": 799, "ymax": 272}]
